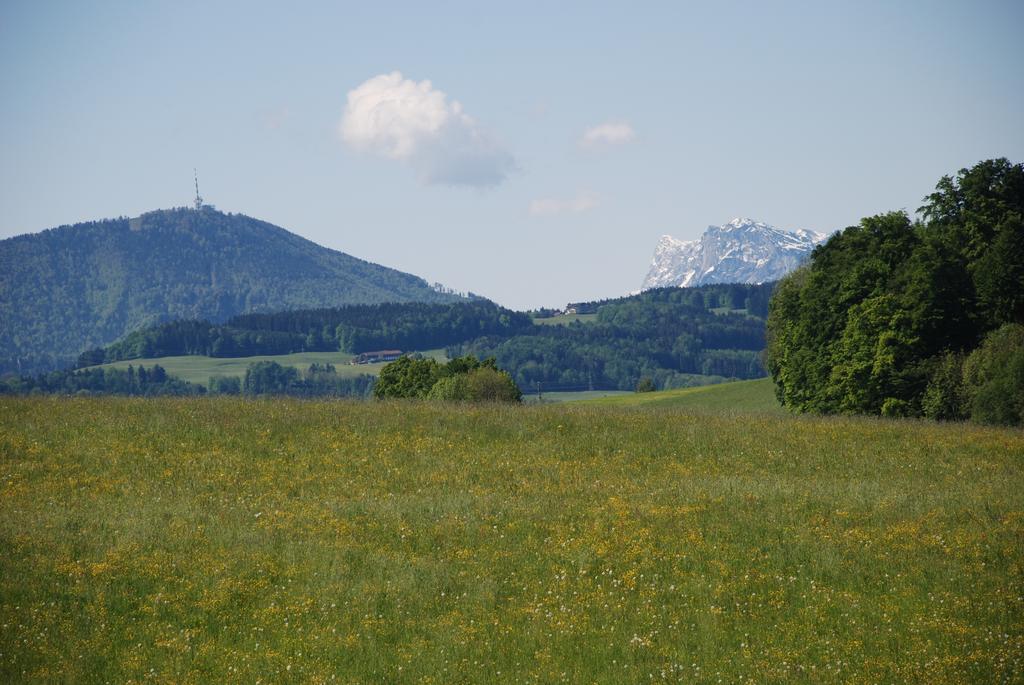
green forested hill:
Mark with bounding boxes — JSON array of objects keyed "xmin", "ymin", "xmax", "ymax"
[
  {"xmin": 455, "ymin": 284, "xmax": 774, "ymax": 391},
  {"xmin": 63, "ymin": 284, "xmax": 772, "ymax": 395},
  {"xmin": 0, "ymin": 207, "xmax": 461, "ymax": 373}
]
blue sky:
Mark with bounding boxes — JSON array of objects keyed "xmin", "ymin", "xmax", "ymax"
[{"xmin": 2, "ymin": 0, "xmax": 1022, "ymax": 309}]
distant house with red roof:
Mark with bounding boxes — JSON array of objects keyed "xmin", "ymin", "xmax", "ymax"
[{"xmin": 350, "ymin": 350, "xmax": 403, "ymax": 365}]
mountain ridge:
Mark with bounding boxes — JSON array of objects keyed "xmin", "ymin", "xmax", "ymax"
[
  {"xmin": 0, "ymin": 206, "xmax": 462, "ymax": 373},
  {"xmin": 642, "ymin": 218, "xmax": 826, "ymax": 290}
]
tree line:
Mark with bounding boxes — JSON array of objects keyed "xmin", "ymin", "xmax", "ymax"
[
  {"xmin": 453, "ymin": 284, "xmax": 775, "ymax": 391},
  {"xmin": 0, "ymin": 361, "xmax": 375, "ymax": 398},
  {"xmin": 766, "ymin": 158, "xmax": 1023, "ymax": 425},
  {"xmin": 0, "ymin": 364, "xmax": 204, "ymax": 396},
  {"xmin": 77, "ymin": 300, "xmax": 534, "ymax": 365},
  {"xmin": 229, "ymin": 362, "xmax": 375, "ymax": 398}
]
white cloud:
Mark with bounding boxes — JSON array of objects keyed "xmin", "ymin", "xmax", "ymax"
[
  {"xmin": 340, "ymin": 71, "xmax": 515, "ymax": 187},
  {"xmin": 580, "ymin": 121, "xmax": 636, "ymax": 148},
  {"xmin": 529, "ymin": 191, "xmax": 599, "ymax": 216}
]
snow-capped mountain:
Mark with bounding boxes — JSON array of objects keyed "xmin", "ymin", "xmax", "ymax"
[{"xmin": 641, "ymin": 218, "xmax": 827, "ymax": 290}]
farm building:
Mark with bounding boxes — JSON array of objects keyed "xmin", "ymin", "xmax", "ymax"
[{"xmin": 350, "ymin": 350, "xmax": 403, "ymax": 365}]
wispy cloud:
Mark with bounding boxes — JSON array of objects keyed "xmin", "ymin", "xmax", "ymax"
[
  {"xmin": 580, "ymin": 121, "xmax": 635, "ymax": 148},
  {"xmin": 529, "ymin": 191, "xmax": 599, "ymax": 216},
  {"xmin": 262, "ymin": 106, "xmax": 290, "ymax": 131},
  {"xmin": 340, "ymin": 71, "xmax": 515, "ymax": 187}
]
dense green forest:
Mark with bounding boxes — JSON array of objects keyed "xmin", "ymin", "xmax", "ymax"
[
  {"xmin": 767, "ymin": 158, "xmax": 1024, "ymax": 425},
  {"xmin": 0, "ymin": 207, "xmax": 461, "ymax": 375},
  {"xmin": 79, "ymin": 300, "xmax": 534, "ymax": 364},
  {"xmin": 0, "ymin": 364, "xmax": 205, "ymax": 397},
  {"xmin": 453, "ymin": 284, "xmax": 775, "ymax": 391}
]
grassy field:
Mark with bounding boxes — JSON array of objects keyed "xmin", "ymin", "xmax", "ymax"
[
  {"xmin": 709, "ymin": 306, "xmax": 746, "ymax": 316},
  {"xmin": 585, "ymin": 377, "xmax": 784, "ymax": 413},
  {"xmin": 1, "ymin": 398, "xmax": 1023, "ymax": 683},
  {"xmin": 532, "ymin": 313, "xmax": 598, "ymax": 326},
  {"xmin": 86, "ymin": 349, "xmax": 447, "ymax": 386},
  {"xmin": 522, "ymin": 390, "xmax": 634, "ymax": 403}
]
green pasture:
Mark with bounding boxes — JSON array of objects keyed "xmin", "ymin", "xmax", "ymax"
[
  {"xmin": 584, "ymin": 377, "xmax": 784, "ymax": 413},
  {"xmin": 1, "ymin": 397, "xmax": 1022, "ymax": 683},
  {"xmin": 85, "ymin": 349, "xmax": 447, "ymax": 385},
  {"xmin": 532, "ymin": 313, "xmax": 598, "ymax": 326},
  {"xmin": 521, "ymin": 389, "xmax": 634, "ymax": 403}
]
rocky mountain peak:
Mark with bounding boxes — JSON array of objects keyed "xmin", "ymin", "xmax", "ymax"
[{"xmin": 642, "ymin": 219, "xmax": 826, "ymax": 290}]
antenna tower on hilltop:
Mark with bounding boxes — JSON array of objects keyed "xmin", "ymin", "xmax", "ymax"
[{"xmin": 193, "ymin": 168, "xmax": 203, "ymax": 210}]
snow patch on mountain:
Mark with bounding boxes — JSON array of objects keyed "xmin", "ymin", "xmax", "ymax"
[{"xmin": 642, "ymin": 218, "xmax": 826, "ymax": 290}]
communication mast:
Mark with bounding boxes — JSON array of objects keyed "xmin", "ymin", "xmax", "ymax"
[{"xmin": 193, "ymin": 168, "xmax": 203, "ymax": 210}]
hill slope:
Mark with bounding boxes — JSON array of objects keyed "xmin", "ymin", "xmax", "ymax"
[
  {"xmin": 0, "ymin": 207, "xmax": 460, "ymax": 373},
  {"xmin": 456, "ymin": 284, "xmax": 774, "ymax": 392},
  {"xmin": 583, "ymin": 377, "xmax": 783, "ymax": 412}
]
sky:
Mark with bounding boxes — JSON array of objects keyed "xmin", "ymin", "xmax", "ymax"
[{"xmin": 1, "ymin": 1, "xmax": 1022, "ymax": 310}]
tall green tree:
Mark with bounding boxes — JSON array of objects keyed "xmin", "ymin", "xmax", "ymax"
[
  {"xmin": 767, "ymin": 159, "xmax": 1024, "ymax": 420},
  {"xmin": 919, "ymin": 158, "xmax": 1024, "ymax": 327},
  {"xmin": 766, "ymin": 211, "xmax": 917, "ymax": 413}
]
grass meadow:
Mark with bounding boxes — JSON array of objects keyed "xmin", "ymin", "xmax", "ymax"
[
  {"xmin": 86, "ymin": 349, "xmax": 447, "ymax": 386},
  {"xmin": 532, "ymin": 314, "xmax": 599, "ymax": 326},
  {"xmin": 522, "ymin": 390, "xmax": 634, "ymax": 404},
  {"xmin": 584, "ymin": 378, "xmax": 785, "ymax": 413},
  {"xmin": 1, "ymin": 396, "xmax": 1022, "ymax": 683}
]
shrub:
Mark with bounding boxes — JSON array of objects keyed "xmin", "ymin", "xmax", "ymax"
[
  {"xmin": 635, "ymin": 377, "xmax": 656, "ymax": 393},
  {"xmin": 209, "ymin": 375, "xmax": 241, "ymax": 395},
  {"xmin": 377, "ymin": 355, "xmax": 521, "ymax": 402},
  {"xmin": 921, "ymin": 352, "xmax": 967, "ymax": 421},
  {"xmin": 464, "ymin": 367, "xmax": 521, "ymax": 402},
  {"xmin": 374, "ymin": 356, "xmax": 439, "ymax": 399},
  {"xmin": 880, "ymin": 398, "xmax": 911, "ymax": 418},
  {"xmin": 963, "ymin": 324, "xmax": 1024, "ymax": 426},
  {"xmin": 427, "ymin": 374, "xmax": 469, "ymax": 401}
]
